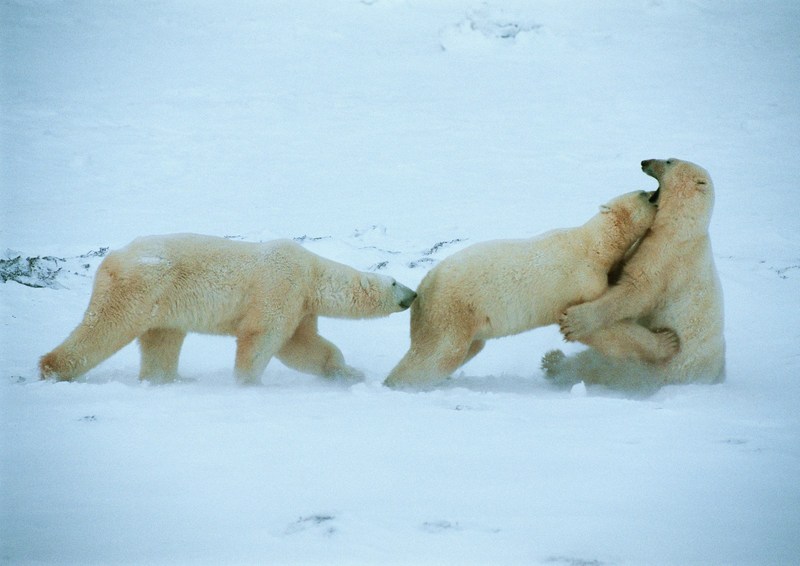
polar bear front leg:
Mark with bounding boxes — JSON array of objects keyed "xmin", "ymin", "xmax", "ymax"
[
  {"xmin": 561, "ymin": 260, "xmax": 667, "ymax": 343},
  {"xmin": 138, "ymin": 328, "xmax": 186, "ymax": 382},
  {"xmin": 276, "ymin": 316, "xmax": 364, "ymax": 380},
  {"xmin": 559, "ymin": 301, "xmax": 607, "ymax": 342},
  {"xmin": 560, "ymin": 278, "xmax": 662, "ymax": 342},
  {"xmin": 234, "ymin": 330, "xmax": 285, "ymax": 385}
]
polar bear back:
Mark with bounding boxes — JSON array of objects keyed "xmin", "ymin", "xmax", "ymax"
[
  {"xmin": 419, "ymin": 231, "xmax": 609, "ymax": 339},
  {"xmin": 100, "ymin": 235, "xmax": 312, "ymax": 335}
]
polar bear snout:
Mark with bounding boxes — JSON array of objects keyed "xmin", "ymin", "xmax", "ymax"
[
  {"xmin": 641, "ymin": 159, "xmax": 666, "ymax": 180},
  {"xmin": 399, "ymin": 292, "xmax": 417, "ymax": 309},
  {"xmin": 393, "ymin": 281, "xmax": 417, "ymax": 310}
]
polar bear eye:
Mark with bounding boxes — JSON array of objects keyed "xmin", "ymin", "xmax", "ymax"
[{"xmin": 666, "ymin": 159, "xmax": 674, "ymax": 165}]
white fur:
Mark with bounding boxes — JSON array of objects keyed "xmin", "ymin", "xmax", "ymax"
[
  {"xmin": 40, "ymin": 234, "xmax": 416, "ymax": 384},
  {"xmin": 385, "ymin": 190, "xmax": 657, "ymax": 388},
  {"xmin": 554, "ymin": 159, "xmax": 725, "ymax": 391}
]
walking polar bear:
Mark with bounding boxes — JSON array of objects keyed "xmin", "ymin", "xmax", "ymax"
[
  {"xmin": 549, "ymin": 158, "xmax": 725, "ymax": 391},
  {"xmin": 40, "ymin": 234, "xmax": 417, "ymax": 384},
  {"xmin": 384, "ymin": 190, "xmax": 661, "ymax": 388}
]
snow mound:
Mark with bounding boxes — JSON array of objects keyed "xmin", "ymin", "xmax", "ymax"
[
  {"xmin": 1, "ymin": 248, "xmax": 108, "ymax": 289},
  {"xmin": 440, "ymin": 7, "xmax": 542, "ymax": 51}
]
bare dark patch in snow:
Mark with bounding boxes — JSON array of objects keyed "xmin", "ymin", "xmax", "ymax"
[
  {"xmin": 293, "ymin": 235, "xmax": 331, "ymax": 243},
  {"xmin": 1, "ymin": 248, "xmax": 108, "ymax": 289},
  {"xmin": 421, "ymin": 520, "xmax": 461, "ymax": 533},
  {"xmin": 771, "ymin": 264, "xmax": 799, "ymax": 279},
  {"xmin": 440, "ymin": 8, "xmax": 542, "ymax": 50},
  {"xmin": 285, "ymin": 514, "xmax": 337, "ymax": 536},
  {"xmin": 422, "ymin": 238, "xmax": 466, "ymax": 257},
  {"xmin": 408, "ymin": 257, "xmax": 435, "ymax": 269}
]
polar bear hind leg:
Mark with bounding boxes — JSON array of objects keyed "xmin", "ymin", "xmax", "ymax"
[
  {"xmin": 40, "ymin": 263, "xmax": 151, "ymax": 381},
  {"xmin": 540, "ymin": 349, "xmax": 582, "ymax": 389},
  {"xmin": 385, "ymin": 329, "xmax": 475, "ymax": 388},
  {"xmin": 541, "ymin": 347, "xmax": 663, "ymax": 395},
  {"xmin": 234, "ymin": 329, "xmax": 288, "ymax": 385},
  {"xmin": 579, "ymin": 320, "xmax": 680, "ymax": 363},
  {"xmin": 462, "ymin": 339, "xmax": 486, "ymax": 366},
  {"xmin": 40, "ymin": 322, "xmax": 140, "ymax": 381}
]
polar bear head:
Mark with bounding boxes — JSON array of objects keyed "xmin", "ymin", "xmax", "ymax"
[
  {"xmin": 359, "ymin": 273, "xmax": 418, "ymax": 314},
  {"xmin": 317, "ymin": 269, "xmax": 417, "ymax": 320},
  {"xmin": 641, "ymin": 158, "xmax": 715, "ymax": 237},
  {"xmin": 360, "ymin": 273, "xmax": 417, "ymax": 316},
  {"xmin": 595, "ymin": 190, "xmax": 658, "ymax": 284},
  {"xmin": 599, "ymin": 189, "xmax": 659, "ymax": 235}
]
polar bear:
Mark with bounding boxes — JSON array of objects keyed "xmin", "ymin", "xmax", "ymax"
[
  {"xmin": 384, "ymin": 190, "xmax": 660, "ymax": 388},
  {"xmin": 551, "ymin": 158, "xmax": 725, "ymax": 390},
  {"xmin": 39, "ymin": 234, "xmax": 417, "ymax": 384}
]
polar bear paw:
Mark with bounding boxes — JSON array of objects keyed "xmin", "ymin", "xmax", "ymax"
[
  {"xmin": 330, "ymin": 365, "xmax": 366, "ymax": 382},
  {"xmin": 541, "ymin": 349, "xmax": 566, "ymax": 377},
  {"xmin": 653, "ymin": 328, "xmax": 681, "ymax": 362},
  {"xmin": 559, "ymin": 304, "xmax": 602, "ymax": 342},
  {"xmin": 541, "ymin": 349, "xmax": 582, "ymax": 389}
]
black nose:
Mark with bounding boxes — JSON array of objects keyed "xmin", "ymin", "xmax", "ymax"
[
  {"xmin": 400, "ymin": 293, "xmax": 417, "ymax": 309},
  {"xmin": 641, "ymin": 159, "xmax": 652, "ymax": 168}
]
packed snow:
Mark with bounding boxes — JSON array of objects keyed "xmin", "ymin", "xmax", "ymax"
[{"xmin": 2, "ymin": 1, "xmax": 799, "ymax": 564}]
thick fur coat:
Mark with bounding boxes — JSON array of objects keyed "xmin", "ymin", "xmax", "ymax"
[
  {"xmin": 385, "ymin": 190, "xmax": 658, "ymax": 388},
  {"xmin": 551, "ymin": 159, "xmax": 725, "ymax": 390},
  {"xmin": 40, "ymin": 234, "xmax": 416, "ymax": 384}
]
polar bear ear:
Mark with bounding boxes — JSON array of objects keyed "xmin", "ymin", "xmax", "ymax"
[{"xmin": 360, "ymin": 274, "xmax": 371, "ymax": 290}]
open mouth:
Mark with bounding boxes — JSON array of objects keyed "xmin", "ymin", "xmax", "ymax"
[{"xmin": 648, "ymin": 187, "xmax": 661, "ymax": 204}]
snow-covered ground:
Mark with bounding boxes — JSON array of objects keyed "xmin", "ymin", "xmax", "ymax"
[{"xmin": 2, "ymin": 1, "xmax": 799, "ymax": 564}]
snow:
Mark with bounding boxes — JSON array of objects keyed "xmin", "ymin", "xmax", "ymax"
[{"xmin": 2, "ymin": 1, "xmax": 799, "ymax": 564}]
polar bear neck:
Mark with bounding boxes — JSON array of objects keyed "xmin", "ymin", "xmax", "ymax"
[
  {"xmin": 650, "ymin": 167, "xmax": 715, "ymax": 241},
  {"xmin": 310, "ymin": 258, "xmax": 381, "ymax": 319},
  {"xmin": 584, "ymin": 211, "xmax": 651, "ymax": 270},
  {"xmin": 653, "ymin": 191, "xmax": 713, "ymax": 241}
]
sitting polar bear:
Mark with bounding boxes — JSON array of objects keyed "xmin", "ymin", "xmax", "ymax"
[
  {"xmin": 40, "ymin": 234, "xmax": 417, "ymax": 384},
  {"xmin": 384, "ymin": 190, "xmax": 659, "ymax": 388},
  {"xmin": 550, "ymin": 158, "xmax": 725, "ymax": 392}
]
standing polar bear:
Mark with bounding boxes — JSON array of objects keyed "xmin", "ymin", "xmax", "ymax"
[
  {"xmin": 551, "ymin": 158, "xmax": 725, "ymax": 391},
  {"xmin": 40, "ymin": 234, "xmax": 417, "ymax": 384},
  {"xmin": 384, "ymin": 190, "xmax": 660, "ymax": 388}
]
